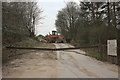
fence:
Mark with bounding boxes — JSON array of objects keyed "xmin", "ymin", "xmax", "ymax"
[{"xmin": 83, "ymin": 44, "xmax": 118, "ymax": 65}]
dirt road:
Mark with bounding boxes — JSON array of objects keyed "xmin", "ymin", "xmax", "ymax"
[{"xmin": 3, "ymin": 43, "xmax": 118, "ymax": 78}]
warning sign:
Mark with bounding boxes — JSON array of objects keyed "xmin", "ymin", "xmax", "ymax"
[{"xmin": 107, "ymin": 40, "xmax": 117, "ymax": 56}]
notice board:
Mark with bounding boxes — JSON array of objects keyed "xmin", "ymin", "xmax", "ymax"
[{"xmin": 107, "ymin": 40, "xmax": 117, "ymax": 56}]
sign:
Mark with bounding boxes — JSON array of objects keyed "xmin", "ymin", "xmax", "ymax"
[{"xmin": 107, "ymin": 40, "xmax": 117, "ymax": 56}]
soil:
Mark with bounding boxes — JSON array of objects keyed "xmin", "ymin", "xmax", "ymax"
[{"xmin": 2, "ymin": 43, "xmax": 118, "ymax": 78}]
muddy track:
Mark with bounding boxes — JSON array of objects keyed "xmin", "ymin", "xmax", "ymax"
[{"xmin": 2, "ymin": 43, "xmax": 118, "ymax": 78}]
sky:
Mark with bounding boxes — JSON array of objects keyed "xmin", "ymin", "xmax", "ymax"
[{"xmin": 35, "ymin": 0, "xmax": 79, "ymax": 36}]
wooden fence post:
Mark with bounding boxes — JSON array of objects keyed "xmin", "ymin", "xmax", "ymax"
[
  {"xmin": 117, "ymin": 29, "xmax": 120, "ymax": 66},
  {"xmin": 103, "ymin": 45, "xmax": 107, "ymax": 61},
  {"xmin": 99, "ymin": 44, "xmax": 107, "ymax": 61},
  {"xmin": 99, "ymin": 44, "xmax": 103, "ymax": 61}
]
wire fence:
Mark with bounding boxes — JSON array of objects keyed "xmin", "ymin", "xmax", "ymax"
[{"xmin": 83, "ymin": 44, "xmax": 118, "ymax": 65}]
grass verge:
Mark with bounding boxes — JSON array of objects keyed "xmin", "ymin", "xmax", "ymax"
[{"xmin": 2, "ymin": 38, "xmax": 43, "ymax": 64}]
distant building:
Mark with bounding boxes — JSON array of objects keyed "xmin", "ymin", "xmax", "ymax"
[{"xmin": 37, "ymin": 34, "xmax": 45, "ymax": 41}]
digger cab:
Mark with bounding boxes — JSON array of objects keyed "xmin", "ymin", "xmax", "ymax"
[{"xmin": 52, "ymin": 31, "xmax": 58, "ymax": 35}]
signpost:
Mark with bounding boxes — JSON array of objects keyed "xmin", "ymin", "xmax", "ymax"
[{"xmin": 107, "ymin": 40, "xmax": 117, "ymax": 56}]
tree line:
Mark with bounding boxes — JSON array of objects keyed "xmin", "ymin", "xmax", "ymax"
[
  {"xmin": 2, "ymin": 2, "xmax": 43, "ymax": 46},
  {"xmin": 55, "ymin": 1, "xmax": 120, "ymax": 46}
]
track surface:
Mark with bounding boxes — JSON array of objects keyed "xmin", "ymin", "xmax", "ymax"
[
  {"xmin": 3, "ymin": 43, "xmax": 118, "ymax": 78},
  {"xmin": 54, "ymin": 43, "xmax": 118, "ymax": 78}
]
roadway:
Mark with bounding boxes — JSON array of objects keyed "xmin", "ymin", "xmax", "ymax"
[{"xmin": 3, "ymin": 43, "xmax": 118, "ymax": 78}]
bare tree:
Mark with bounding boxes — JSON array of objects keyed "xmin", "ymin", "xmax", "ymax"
[
  {"xmin": 2, "ymin": 2, "xmax": 43, "ymax": 45},
  {"xmin": 55, "ymin": 2, "xmax": 79, "ymax": 39}
]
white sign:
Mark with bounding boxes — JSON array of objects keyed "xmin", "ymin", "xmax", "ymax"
[{"xmin": 107, "ymin": 40, "xmax": 117, "ymax": 56}]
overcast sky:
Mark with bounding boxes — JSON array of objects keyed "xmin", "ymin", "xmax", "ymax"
[{"xmin": 35, "ymin": 0, "xmax": 79, "ymax": 36}]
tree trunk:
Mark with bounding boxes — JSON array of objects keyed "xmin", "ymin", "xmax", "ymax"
[
  {"xmin": 113, "ymin": 2, "xmax": 117, "ymax": 27},
  {"xmin": 107, "ymin": 2, "xmax": 110, "ymax": 27}
]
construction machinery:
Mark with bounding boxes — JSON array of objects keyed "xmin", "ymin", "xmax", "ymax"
[{"xmin": 45, "ymin": 31, "xmax": 65, "ymax": 43}]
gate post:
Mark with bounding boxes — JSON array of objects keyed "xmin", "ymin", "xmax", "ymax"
[
  {"xmin": 117, "ymin": 29, "xmax": 120, "ymax": 66},
  {"xmin": 99, "ymin": 44, "xmax": 107, "ymax": 61}
]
